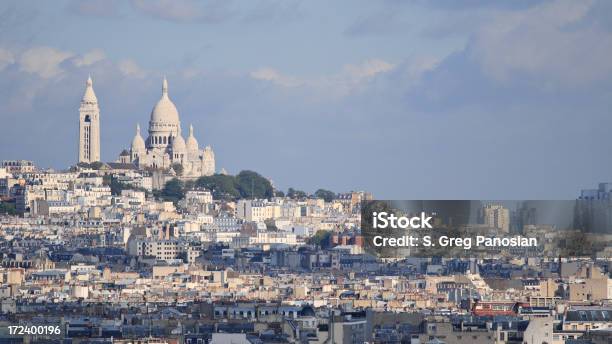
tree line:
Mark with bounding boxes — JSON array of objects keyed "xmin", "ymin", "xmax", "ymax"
[{"xmin": 105, "ymin": 169, "xmax": 337, "ymax": 205}]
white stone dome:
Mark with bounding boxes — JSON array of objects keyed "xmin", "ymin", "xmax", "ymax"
[
  {"xmin": 186, "ymin": 124, "xmax": 199, "ymax": 152},
  {"xmin": 150, "ymin": 78, "xmax": 179, "ymax": 125},
  {"xmin": 131, "ymin": 124, "xmax": 145, "ymax": 152},
  {"xmin": 171, "ymin": 134, "xmax": 186, "ymax": 152}
]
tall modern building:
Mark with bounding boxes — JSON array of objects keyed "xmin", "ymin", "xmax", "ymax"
[
  {"xmin": 481, "ymin": 204, "xmax": 510, "ymax": 233},
  {"xmin": 78, "ymin": 76, "xmax": 101, "ymax": 163}
]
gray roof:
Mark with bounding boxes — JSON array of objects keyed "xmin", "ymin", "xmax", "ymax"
[{"xmin": 565, "ymin": 308, "xmax": 611, "ymax": 322}]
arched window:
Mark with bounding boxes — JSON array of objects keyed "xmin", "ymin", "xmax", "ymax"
[
  {"xmin": 163, "ymin": 136, "xmax": 167, "ymax": 144},
  {"xmin": 84, "ymin": 115, "xmax": 91, "ymax": 122}
]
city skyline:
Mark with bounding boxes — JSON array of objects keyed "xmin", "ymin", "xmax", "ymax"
[{"xmin": 2, "ymin": 0, "xmax": 612, "ymax": 198}]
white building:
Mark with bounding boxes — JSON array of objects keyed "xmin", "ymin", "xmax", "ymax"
[
  {"xmin": 124, "ymin": 78, "xmax": 215, "ymax": 178},
  {"xmin": 237, "ymin": 199, "xmax": 280, "ymax": 222}
]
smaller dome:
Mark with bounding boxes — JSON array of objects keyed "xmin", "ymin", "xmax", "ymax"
[
  {"xmin": 171, "ymin": 134, "xmax": 186, "ymax": 152},
  {"xmin": 186, "ymin": 124, "xmax": 199, "ymax": 152},
  {"xmin": 203, "ymin": 145, "xmax": 214, "ymax": 159},
  {"xmin": 131, "ymin": 124, "xmax": 146, "ymax": 152}
]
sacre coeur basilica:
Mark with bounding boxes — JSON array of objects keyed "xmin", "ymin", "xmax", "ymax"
[{"xmin": 77, "ymin": 76, "xmax": 215, "ymax": 178}]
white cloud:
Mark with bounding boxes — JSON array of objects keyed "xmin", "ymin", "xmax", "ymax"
[
  {"xmin": 250, "ymin": 67, "xmax": 302, "ymax": 87},
  {"xmin": 0, "ymin": 49, "xmax": 15, "ymax": 71},
  {"xmin": 343, "ymin": 59, "xmax": 395, "ymax": 80},
  {"xmin": 250, "ymin": 58, "xmax": 399, "ymax": 96},
  {"xmin": 19, "ymin": 47, "xmax": 74, "ymax": 78},
  {"xmin": 118, "ymin": 59, "xmax": 147, "ymax": 78},
  {"xmin": 73, "ymin": 49, "xmax": 106, "ymax": 67},
  {"xmin": 249, "ymin": 57, "xmax": 445, "ymax": 98}
]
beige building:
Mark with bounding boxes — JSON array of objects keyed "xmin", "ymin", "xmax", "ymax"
[
  {"xmin": 237, "ymin": 199, "xmax": 280, "ymax": 222},
  {"xmin": 569, "ymin": 278, "xmax": 612, "ymax": 302},
  {"xmin": 1, "ymin": 160, "xmax": 36, "ymax": 175},
  {"xmin": 482, "ymin": 204, "xmax": 510, "ymax": 233}
]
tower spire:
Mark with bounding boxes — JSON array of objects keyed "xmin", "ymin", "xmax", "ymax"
[
  {"xmin": 189, "ymin": 124, "xmax": 194, "ymax": 137},
  {"xmin": 162, "ymin": 76, "xmax": 168, "ymax": 95},
  {"xmin": 136, "ymin": 123, "xmax": 141, "ymax": 135},
  {"xmin": 82, "ymin": 75, "xmax": 97, "ymax": 103}
]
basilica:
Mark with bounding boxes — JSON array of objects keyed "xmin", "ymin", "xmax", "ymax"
[{"xmin": 78, "ymin": 77, "xmax": 215, "ymax": 178}]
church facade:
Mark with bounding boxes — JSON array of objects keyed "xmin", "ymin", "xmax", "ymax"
[{"xmin": 78, "ymin": 76, "xmax": 215, "ymax": 178}]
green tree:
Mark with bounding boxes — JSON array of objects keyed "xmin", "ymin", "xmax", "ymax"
[
  {"xmin": 288, "ymin": 187, "xmax": 308, "ymax": 199},
  {"xmin": 264, "ymin": 218, "xmax": 278, "ymax": 231},
  {"xmin": 184, "ymin": 180, "xmax": 195, "ymax": 191},
  {"xmin": 195, "ymin": 174, "xmax": 240, "ymax": 200},
  {"xmin": 308, "ymin": 230, "xmax": 333, "ymax": 248},
  {"xmin": 235, "ymin": 170, "xmax": 273, "ymax": 199},
  {"xmin": 0, "ymin": 202, "xmax": 17, "ymax": 215},
  {"xmin": 171, "ymin": 163, "xmax": 184, "ymax": 176},
  {"xmin": 103, "ymin": 175, "xmax": 147, "ymax": 196},
  {"xmin": 160, "ymin": 178, "xmax": 185, "ymax": 204},
  {"xmin": 314, "ymin": 189, "xmax": 336, "ymax": 202}
]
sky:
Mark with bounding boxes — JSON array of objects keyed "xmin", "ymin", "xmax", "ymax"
[{"xmin": 1, "ymin": 0, "xmax": 612, "ymax": 199}]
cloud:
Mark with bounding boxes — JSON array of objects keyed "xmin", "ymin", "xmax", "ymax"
[
  {"xmin": 18, "ymin": 46, "xmax": 74, "ymax": 78},
  {"xmin": 0, "ymin": 46, "xmax": 148, "ymax": 111},
  {"xmin": 249, "ymin": 57, "xmax": 443, "ymax": 100},
  {"xmin": 6, "ymin": 46, "xmax": 146, "ymax": 80},
  {"xmin": 0, "ymin": 48, "xmax": 15, "ymax": 71},
  {"xmin": 250, "ymin": 58, "xmax": 401, "ymax": 97},
  {"xmin": 73, "ymin": 49, "xmax": 106, "ymax": 67},
  {"xmin": 343, "ymin": 59, "xmax": 395, "ymax": 79},
  {"xmin": 118, "ymin": 59, "xmax": 147, "ymax": 78},
  {"xmin": 250, "ymin": 67, "xmax": 302, "ymax": 87}
]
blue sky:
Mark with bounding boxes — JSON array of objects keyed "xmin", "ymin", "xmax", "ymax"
[{"xmin": 1, "ymin": 0, "xmax": 612, "ymax": 199}]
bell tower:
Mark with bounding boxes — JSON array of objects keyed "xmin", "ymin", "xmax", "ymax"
[{"xmin": 78, "ymin": 76, "xmax": 101, "ymax": 163}]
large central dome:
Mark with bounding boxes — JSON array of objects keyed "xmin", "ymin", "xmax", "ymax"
[{"xmin": 150, "ymin": 78, "xmax": 179, "ymax": 125}]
